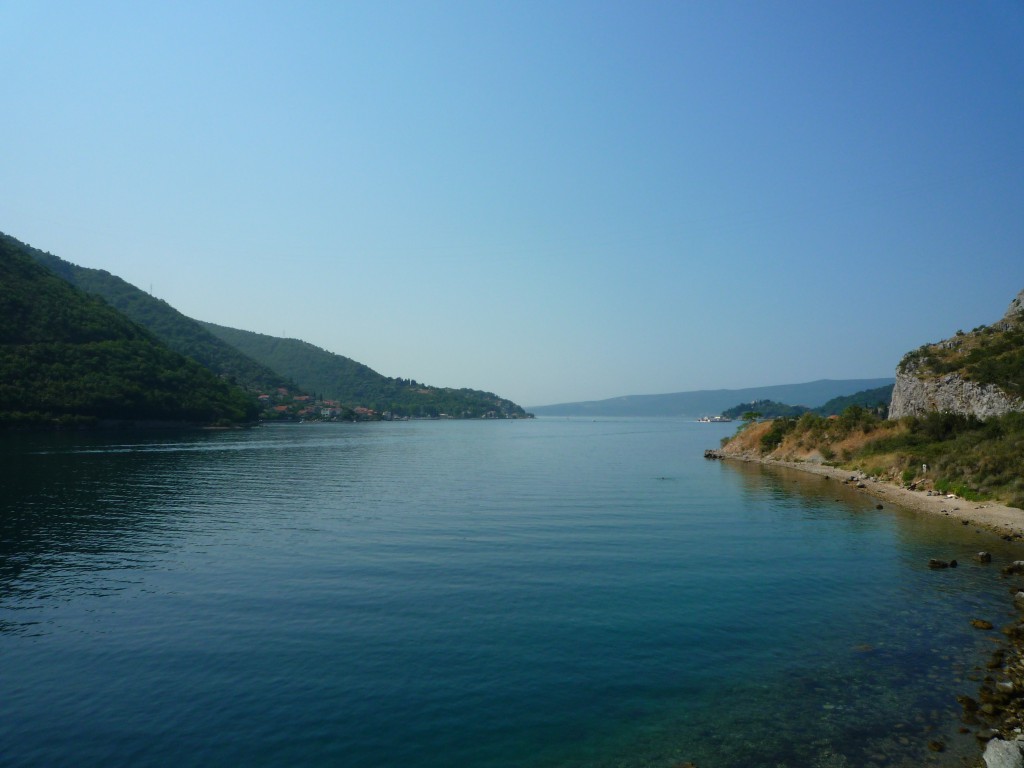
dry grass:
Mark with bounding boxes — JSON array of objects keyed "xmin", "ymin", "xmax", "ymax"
[{"xmin": 720, "ymin": 418, "xmax": 916, "ymax": 484}]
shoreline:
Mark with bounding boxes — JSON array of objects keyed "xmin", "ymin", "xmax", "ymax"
[
  {"xmin": 711, "ymin": 450, "xmax": 1024, "ymax": 539},
  {"xmin": 710, "ymin": 449, "xmax": 1024, "ymax": 767}
]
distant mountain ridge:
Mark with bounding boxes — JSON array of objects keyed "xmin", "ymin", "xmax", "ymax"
[{"xmin": 529, "ymin": 378, "xmax": 895, "ymax": 418}]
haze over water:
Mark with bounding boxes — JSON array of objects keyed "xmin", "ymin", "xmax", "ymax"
[{"xmin": 1, "ymin": 419, "xmax": 1017, "ymax": 767}]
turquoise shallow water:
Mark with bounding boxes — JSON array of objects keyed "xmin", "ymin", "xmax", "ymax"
[{"xmin": 0, "ymin": 418, "xmax": 1019, "ymax": 767}]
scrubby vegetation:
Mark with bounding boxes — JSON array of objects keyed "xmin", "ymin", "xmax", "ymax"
[
  {"xmin": 899, "ymin": 314, "xmax": 1024, "ymax": 399},
  {"xmin": 725, "ymin": 407, "xmax": 1024, "ymax": 509}
]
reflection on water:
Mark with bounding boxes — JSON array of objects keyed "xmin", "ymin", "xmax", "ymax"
[{"xmin": 0, "ymin": 421, "xmax": 1019, "ymax": 767}]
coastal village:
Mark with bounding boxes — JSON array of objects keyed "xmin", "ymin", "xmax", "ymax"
[{"xmin": 255, "ymin": 387, "xmax": 525, "ymax": 422}]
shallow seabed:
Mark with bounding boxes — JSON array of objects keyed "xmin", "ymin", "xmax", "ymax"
[{"xmin": 0, "ymin": 419, "xmax": 1017, "ymax": 767}]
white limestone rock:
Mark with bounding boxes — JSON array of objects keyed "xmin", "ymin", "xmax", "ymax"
[
  {"xmin": 888, "ymin": 289, "xmax": 1024, "ymax": 420},
  {"xmin": 984, "ymin": 737, "xmax": 1024, "ymax": 768}
]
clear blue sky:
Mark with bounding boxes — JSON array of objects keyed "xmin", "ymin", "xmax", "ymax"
[{"xmin": 3, "ymin": 1, "xmax": 1022, "ymax": 407}]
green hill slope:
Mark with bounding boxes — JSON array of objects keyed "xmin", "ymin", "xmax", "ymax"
[
  {"xmin": 0, "ymin": 236, "xmax": 257, "ymax": 427},
  {"xmin": 201, "ymin": 322, "xmax": 530, "ymax": 418},
  {"xmin": 6, "ymin": 232, "xmax": 296, "ymax": 395}
]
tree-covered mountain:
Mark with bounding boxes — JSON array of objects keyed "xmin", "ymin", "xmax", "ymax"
[
  {"xmin": 720, "ymin": 399, "xmax": 810, "ymax": 420},
  {"xmin": 200, "ymin": 322, "xmax": 530, "ymax": 418},
  {"xmin": 6, "ymin": 232, "xmax": 297, "ymax": 396},
  {"xmin": 7, "ymin": 231, "xmax": 529, "ymax": 420},
  {"xmin": 0, "ymin": 236, "xmax": 257, "ymax": 427},
  {"xmin": 720, "ymin": 385, "xmax": 895, "ymax": 421},
  {"xmin": 814, "ymin": 384, "xmax": 893, "ymax": 417}
]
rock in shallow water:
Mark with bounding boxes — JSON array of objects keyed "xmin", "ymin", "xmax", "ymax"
[{"xmin": 983, "ymin": 737, "xmax": 1024, "ymax": 768}]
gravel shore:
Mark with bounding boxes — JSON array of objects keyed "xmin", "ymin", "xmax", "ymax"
[{"xmin": 716, "ymin": 452, "xmax": 1024, "ymax": 539}]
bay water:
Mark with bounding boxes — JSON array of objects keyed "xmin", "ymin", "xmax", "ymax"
[{"xmin": 1, "ymin": 418, "xmax": 1019, "ymax": 767}]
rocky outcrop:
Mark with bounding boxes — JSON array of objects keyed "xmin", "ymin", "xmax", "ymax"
[
  {"xmin": 889, "ymin": 362, "xmax": 1024, "ymax": 419},
  {"xmin": 1002, "ymin": 288, "xmax": 1024, "ymax": 326},
  {"xmin": 888, "ymin": 289, "xmax": 1024, "ymax": 420},
  {"xmin": 984, "ymin": 737, "xmax": 1024, "ymax": 768}
]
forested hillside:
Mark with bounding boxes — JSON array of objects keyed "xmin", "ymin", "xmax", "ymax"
[
  {"xmin": 814, "ymin": 385, "xmax": 893, "ymax": 416},
  {"xmin": 201, "ymin": 322, "xmax": 530, "ymax": 418},
  {"xmin": 7, "ymin": 232, "xmax": 297, "ymax": 395},
  {"xmin": 720, "ymin": 385, "xmax": 894, "ymax": 420},
  {"xmin": 0, "ymin": 236, "xmax": 257, "ymax": 427}
]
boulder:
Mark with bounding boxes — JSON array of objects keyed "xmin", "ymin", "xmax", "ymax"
[{"xmin": 983, "ymin": 737, "xmax": 1024, "ymax": 768}]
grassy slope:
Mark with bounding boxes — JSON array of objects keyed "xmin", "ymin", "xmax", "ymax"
[{"xmin": 722, "ymin": 409, "xmax": 1024, "ymax": 509}]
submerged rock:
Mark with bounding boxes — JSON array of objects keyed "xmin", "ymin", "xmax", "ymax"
[{"xmin": 930, "ymin": 559, "xmax": 951, "ymax": 569}]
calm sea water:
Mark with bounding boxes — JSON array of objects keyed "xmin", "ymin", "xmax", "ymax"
[{"xmin": 1, "ymin": 418, "xmax": 1019, "ymax": 767}]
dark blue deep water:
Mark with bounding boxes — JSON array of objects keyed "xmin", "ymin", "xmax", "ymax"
[{"xmin": 1, "ymin": 419, "xmax": 1019, "ymax": 767}]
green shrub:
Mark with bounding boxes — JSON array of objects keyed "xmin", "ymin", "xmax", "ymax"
[{"xmin": 760, "ymin": 417, "xmax": 797, "ymax": 452}]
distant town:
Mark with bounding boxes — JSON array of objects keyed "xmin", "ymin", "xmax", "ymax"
[{"xmin": 257, "ymin": 387, "xmax": 532, "ymax": 423}]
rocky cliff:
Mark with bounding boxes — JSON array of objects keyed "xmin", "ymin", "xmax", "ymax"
[{"xmin": 889, "ymin": 289, "xmax": 1024, "ymax": 420}]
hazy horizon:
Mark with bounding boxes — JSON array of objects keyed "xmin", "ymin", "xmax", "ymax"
[{"xmin": 4, "ymin": 1, "xmax": 1022, "ymax": 406}]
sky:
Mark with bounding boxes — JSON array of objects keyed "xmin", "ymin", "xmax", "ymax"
[{"xmin": 2, "ymin": 1, "xmax": 1023, "ymax": 407}]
